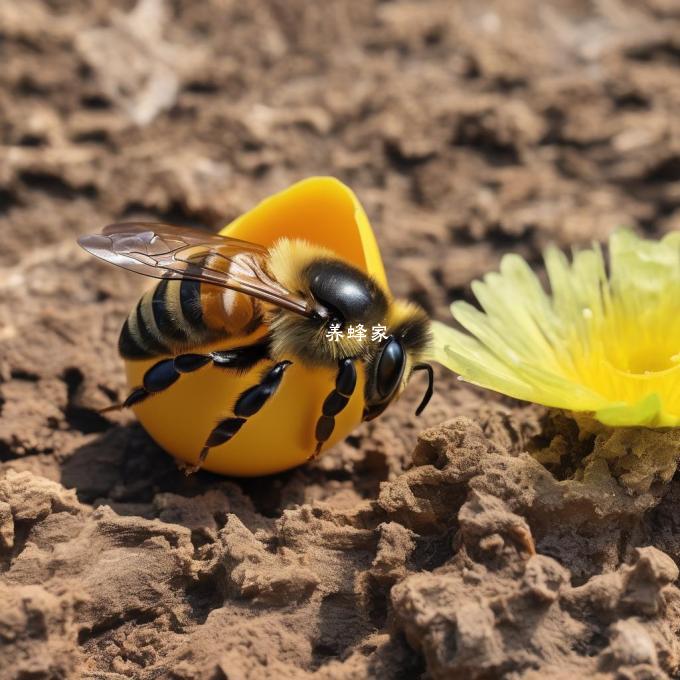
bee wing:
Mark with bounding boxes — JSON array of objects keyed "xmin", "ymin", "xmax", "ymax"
[{"xmin": 78, "ymin": 222, "xmax": 314, "ymax": 317}]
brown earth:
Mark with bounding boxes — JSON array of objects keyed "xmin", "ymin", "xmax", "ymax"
[{"xmin": 2, "ymin": 1, "xmax": 680, "ymax": 678}]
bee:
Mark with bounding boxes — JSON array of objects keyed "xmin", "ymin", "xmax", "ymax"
[{"xmin": 78, "ymin": 178, "xmax": 433, "ymax": 476}]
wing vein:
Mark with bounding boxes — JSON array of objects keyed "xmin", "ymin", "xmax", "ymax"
[{"xmin": 78, "ymin": 222, "xmax": 313, "ymax": 317}]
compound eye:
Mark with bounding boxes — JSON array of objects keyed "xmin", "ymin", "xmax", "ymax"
[{"xmin": 376, "ymin": 337, "xmax": 405, "ymax": 399}]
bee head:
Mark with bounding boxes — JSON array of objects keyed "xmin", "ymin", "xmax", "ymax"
[{"xmin": 267, "ymin": 241, "xmax": 433, "ymax": 419}]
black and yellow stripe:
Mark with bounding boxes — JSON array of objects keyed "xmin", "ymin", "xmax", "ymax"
[
  {"xmin": 151, "ymin": 279, "xmax": 189, "ymax": 344},
  {"xmin": 118, "ymin": 276, "xmax": 265, "ymax": 360},
  {"xmin": 118, "ymin": 295, "xmax": 170, "ymax": 359}
]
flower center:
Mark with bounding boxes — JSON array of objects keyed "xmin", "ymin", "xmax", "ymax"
[
  {"xmin": 599, "ymin": 324, "xmax": 680, "ymax": 375},
  {"xmin": 621, "ymin": 347, "xmax": 677, "ymax": 374}
]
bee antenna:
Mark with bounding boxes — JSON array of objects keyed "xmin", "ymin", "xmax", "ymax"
[{"xmin": 412, "ymin": 363, "xmax": 434, "ymax": 416}]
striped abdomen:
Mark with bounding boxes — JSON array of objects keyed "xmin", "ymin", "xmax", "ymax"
[{"xmin": 119, "ymin": 278, "xmax": 264, "ymax": 359}]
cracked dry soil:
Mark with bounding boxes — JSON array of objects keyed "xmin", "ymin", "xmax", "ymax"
[{"xmin": 2, "ymin": 1, "xmax": 680, "ymax": 679}]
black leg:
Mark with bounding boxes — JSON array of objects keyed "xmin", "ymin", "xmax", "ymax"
[
  {"xmin": 311, "ymin": 359, "xmax": 357, "ymax": 459},
  {"xmin": 197, "ymin": 360, "xmax": 292, "ymax": 467},
  {"xmin": 100, "ymin": 340, "xmax": 270, "ymax": 414}
]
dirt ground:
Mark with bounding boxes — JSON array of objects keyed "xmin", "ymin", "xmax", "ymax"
[{"xmin": 2, "ymin": 1, "xmax": 680, "ymax": 678}]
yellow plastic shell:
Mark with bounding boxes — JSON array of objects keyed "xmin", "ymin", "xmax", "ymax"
[{"xmin": 125, "ymin": 177, "xmax": 388, "ymax": 476}]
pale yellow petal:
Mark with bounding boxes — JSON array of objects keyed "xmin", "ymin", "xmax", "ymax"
[{"xmin": 432, "ymin": 229, "xmax": 680, "ymax": 429}]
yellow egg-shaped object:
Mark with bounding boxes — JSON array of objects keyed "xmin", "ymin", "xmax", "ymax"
[{"xmin": 125, "ymin": 177, "xmax": 389, "ymax": 476}]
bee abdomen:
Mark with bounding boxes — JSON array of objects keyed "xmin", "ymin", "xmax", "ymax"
[
  {"xmin": 151, "ymin": 278, "xmax": 189, "ymax": 343},
  {"xmin": 119, "ymin": 296, "xmax": 171, "ymax": 359},
  {"xmin": 176, "ymin": 278, "xmax": 198, "ymax": 325},
  {"xmin": 118, "ymin": 278, "xmax": 229, "ymax": 360}
]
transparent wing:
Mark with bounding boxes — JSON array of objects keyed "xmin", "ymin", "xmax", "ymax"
[{"xmin": 78, "ymin": 222, "xmax": 314, "ymax": 317}]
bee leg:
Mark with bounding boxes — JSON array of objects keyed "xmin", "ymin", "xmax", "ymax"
[
  {"xmin": 98, "ymin": 358, "xmax": 182, "ymax": 413},
  {"xmin": 98, "ymin": 387, "xmax": 150, "ymax": 413},
  {"xmin": 100, "ymin": 341, "xmax": 271, "ymax": 414},
  {"xmin": 310, "ymin": 358, "xmax": 357, "ymax": 460},
  {"xmin": 195, "ymin": 360, "xmax": 292, "ymax": 470}
]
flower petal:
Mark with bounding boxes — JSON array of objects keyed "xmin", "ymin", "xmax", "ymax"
[{"xmin": 433, "ymin": 229, "xmax": 680, "ymax": 428}]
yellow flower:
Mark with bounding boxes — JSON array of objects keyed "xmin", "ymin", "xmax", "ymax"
[{"xmin": 432, "ymin": 230, "xmax": 680, "ymax": 428}]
